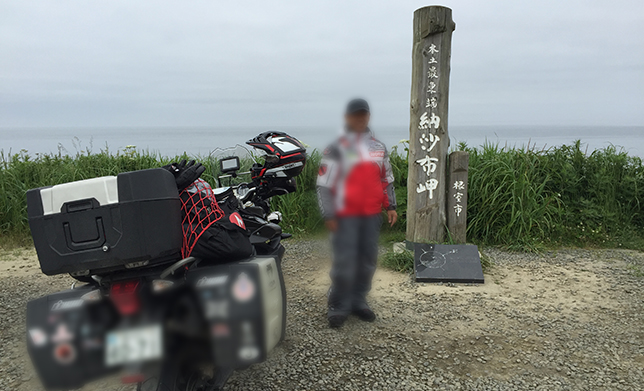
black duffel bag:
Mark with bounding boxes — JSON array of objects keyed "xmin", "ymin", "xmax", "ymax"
[
  {"xmin": 179, "ymin": 179, "xmax": 253, "ymax": 263},
  {"xmin": 162, "ymin": 160, "xmax": 253, "ymax": 263},
  {"xmin": 190, "ymin": 217, "xmax": 253, "ymax": 263}
]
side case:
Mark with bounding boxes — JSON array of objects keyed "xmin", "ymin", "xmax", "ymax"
[
  {"xmin": 26, "ymin": 287, "xmax": 117, "ymax": 390},
  {"xmin": 186, "ymin": 256, "xmax": 286, "ymax": 368}
]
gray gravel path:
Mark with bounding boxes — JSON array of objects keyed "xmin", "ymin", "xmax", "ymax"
[{"xmin": 1, "ymin": 242, "xmax": 643, "ymax": 391}]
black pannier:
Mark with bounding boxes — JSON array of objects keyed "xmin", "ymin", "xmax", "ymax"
[
  {"xmin": 26, "ymin": 286, "xmax": 117, "ymax": 389},
  {"xmin": 27, "ymin": 168, "xmax": 182, "ymax": 276},
  {"xmin": 185, "ymin": 256, "xmax": 286, "ymax": 369}
]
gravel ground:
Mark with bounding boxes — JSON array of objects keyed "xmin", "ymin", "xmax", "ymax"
[{"xmin": 1, "ymin": 241, "xmax": 643, "ymax": 391}]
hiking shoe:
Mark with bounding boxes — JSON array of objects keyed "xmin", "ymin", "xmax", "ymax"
[
  {"xmin": 328, "ymin": 315, "xmax": 348, "ymax": 329},
  {"xmin": 352, "ymin": 308, "xmax": 376, "ymax": 322}
]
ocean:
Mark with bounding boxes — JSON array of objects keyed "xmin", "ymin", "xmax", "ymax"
[{"xmin": 1, "ymin": 125, "xmax": 643, "ymax": 158}]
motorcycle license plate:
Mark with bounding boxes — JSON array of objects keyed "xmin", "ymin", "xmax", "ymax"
[{"xmin": 105, "ymin": 324, "xmax": 162, "ymax": 367}]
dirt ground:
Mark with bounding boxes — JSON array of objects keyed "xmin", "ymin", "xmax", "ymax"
[{"xmin": 0, "ymin": 241, "xmax": 643, "ymax": 390}]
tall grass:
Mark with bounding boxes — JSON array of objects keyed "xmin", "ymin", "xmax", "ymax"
[
  {"xmin": 1, "ymin": 141, "xmax": 642, "ymax": 250},
  {"xmin": 464, "ymin": 141, "xmax": 644, "ymax": 250},
  {"xmin": 466, "ymin": 143, "xmax": 562, "ymax": 250},
  {"xmin": 270, "ymin": 151, "xmax": 324, "ymax": 234}
]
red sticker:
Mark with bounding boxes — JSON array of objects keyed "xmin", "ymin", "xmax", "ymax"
[
  {"xmin": 53, "ymin": 343, "xmax": 76, "ymax": 365},
  {"xmin": 318, "ymin": 165, "xmax": 327, "ymax": 176},
  {"xmin": 229, "ymin": 212, "xmax": 246, "ymax": 229}
]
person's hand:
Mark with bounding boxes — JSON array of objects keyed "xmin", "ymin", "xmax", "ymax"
[
  {"xmin": 325, "ymin": 219, "xmax": 338, "ymax": 232},
  {"xmin": 387, "ymin": 210, "xmax": 398, "ymax": 227}
]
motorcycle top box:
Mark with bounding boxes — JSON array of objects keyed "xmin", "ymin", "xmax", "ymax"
[{"xmin": 27, "ymin": 168, "xmax": 182, "ymax": 276}]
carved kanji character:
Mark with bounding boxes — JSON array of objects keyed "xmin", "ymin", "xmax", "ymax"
[
  {"xmin": 419, "ymin": 133, "xmax": 440, "ymax": 152},
  {"xmin": 426, "ymin": 96, "xmax": 437, "ymax": 109},
  {"xmin": 427, "ymin": 81, "xmax": 437, "ymax": 94},
  {"xmin": 416, "ymin": 155, "xmax": 439, "ymax": 175},
  {"xmin": 428, "ymin": 66, "xmax": 439, "ymax": 79},
  {"xmin": 416, "ymin": 178, "xmax": 439, "ymax": 199}
]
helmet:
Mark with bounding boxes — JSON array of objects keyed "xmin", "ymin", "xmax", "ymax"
[{"xmin": 246, "ymin": 131, "xmax": 307, "ymax": 182}]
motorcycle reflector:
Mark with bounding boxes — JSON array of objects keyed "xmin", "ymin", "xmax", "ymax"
[{"xmin": 110, "ymin": 280, "xmax": 140, "ymax": 315}]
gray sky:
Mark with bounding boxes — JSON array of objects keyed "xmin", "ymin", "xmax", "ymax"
[{"xmin": 1, "ymin": 0, "xmax": 643, "ymax": 128}]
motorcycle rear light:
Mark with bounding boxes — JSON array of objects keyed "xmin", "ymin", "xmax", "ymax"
[{"xmin": 110, "ymin": 280, "xmax": 140, "ymax": 315}]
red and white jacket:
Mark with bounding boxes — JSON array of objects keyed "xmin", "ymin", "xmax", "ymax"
[{"xmin": 316, "ymin": 129, "xmax": 397, "ymax": 219}]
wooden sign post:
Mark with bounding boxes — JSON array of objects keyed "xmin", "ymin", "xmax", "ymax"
[
  {"xmin": 447, "ymin": 151, "xmax": 469, "ymax": 243},
  {"xmin": 406, "ymin": 6, "xmax": 456, "ymax": 243}
]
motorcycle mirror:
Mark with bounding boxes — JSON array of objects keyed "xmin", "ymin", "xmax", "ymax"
[{"xmin": 220, "ymin": 156, "xmax": 240, "ymax": 174}]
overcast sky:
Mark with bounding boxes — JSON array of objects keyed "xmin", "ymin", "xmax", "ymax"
[{"xmin": 1, "ymin": 0, "xmax": 643, "ymax": 128}]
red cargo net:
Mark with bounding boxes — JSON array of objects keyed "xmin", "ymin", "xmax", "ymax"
[{"xmin": 179, "ymin": 179, "xmax": 224, "ymax": 258}]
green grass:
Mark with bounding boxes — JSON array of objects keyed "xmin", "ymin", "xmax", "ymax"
[
  {"xmin": 464, "ymin": 141, "xmax": 644, "ymax": 250},
  {"xmin": 1, "ymin": 140, "xmax": 643, "ymax": 253},
  {"xmin": 270, "ymin": 151, "xmax": 324, "ymax": 235},
  {"xmin": 380, "ymin": 250, "xmax": 415, "ymax": 273}
]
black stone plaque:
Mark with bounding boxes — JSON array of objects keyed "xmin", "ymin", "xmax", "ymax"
[{"xmin": 413, "ymin": 243, "xmax": 484, "ymax": 283}]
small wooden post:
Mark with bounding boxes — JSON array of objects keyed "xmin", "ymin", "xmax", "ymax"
[
  {"xmin": 406, "ymin": 6, "xmax": 456, "ymax": 243},
  {"xmin": 447, "ymin": 151, "xmax": 469, "ymax": 243}
]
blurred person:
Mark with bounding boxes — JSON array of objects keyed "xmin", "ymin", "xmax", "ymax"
[{"xmin": 316, "ymin": 98, "xmax": 398, "ymax": 329}]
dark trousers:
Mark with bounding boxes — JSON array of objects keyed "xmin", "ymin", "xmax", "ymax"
[{"xmin": 328, "ymin": 214, "xmax": 382, "ymax": 318}]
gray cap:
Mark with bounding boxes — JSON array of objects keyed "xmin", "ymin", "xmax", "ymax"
[{"xmin": 346, "ymin": 98, "xmax": 370, "ymax": 114}]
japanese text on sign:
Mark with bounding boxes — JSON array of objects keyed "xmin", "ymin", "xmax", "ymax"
[
  {"xmin": 416, "ymin": 42, "xmax": 442, "ymax": 199},
  {"xmin": 453, "ymin": 180, "xmax": 465, "ymax": 217}
]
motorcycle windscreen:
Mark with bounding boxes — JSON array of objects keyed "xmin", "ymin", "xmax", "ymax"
[{"xmin": 26, "ymin": 287, "xmax": 117, "ymax": 390}]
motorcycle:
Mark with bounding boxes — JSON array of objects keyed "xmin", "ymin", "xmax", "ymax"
[{"xmin": 24, "ymin": 132, "xmax": 307, "ymax": 391}]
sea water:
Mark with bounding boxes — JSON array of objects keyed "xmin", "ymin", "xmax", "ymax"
[{"xmin": 1, "ymin": 125, "xmax": 642, "ymax": 158}]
